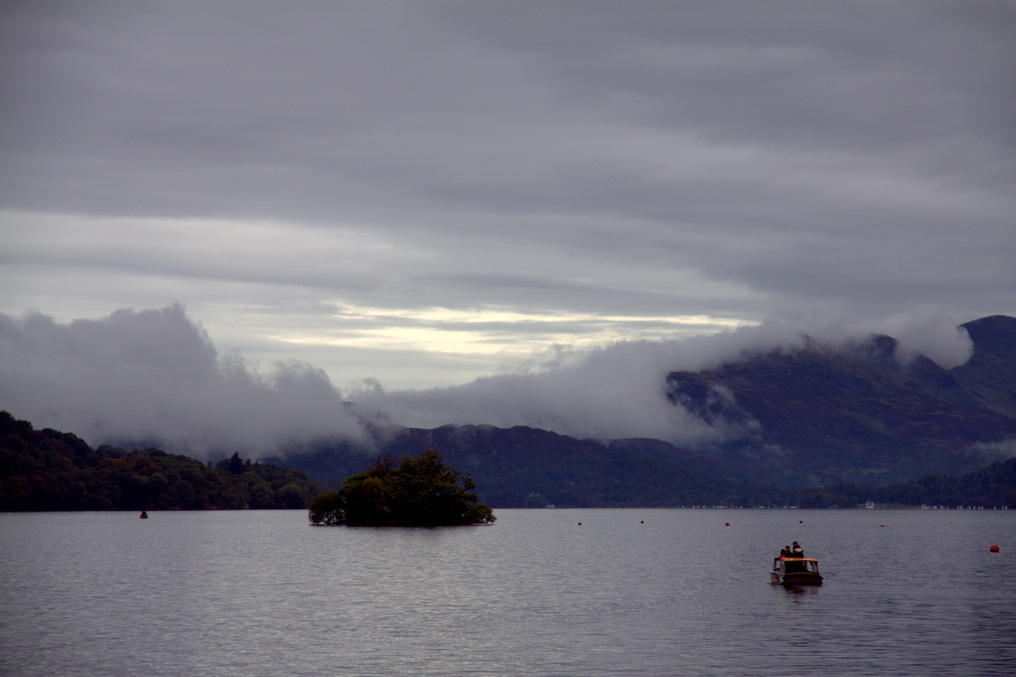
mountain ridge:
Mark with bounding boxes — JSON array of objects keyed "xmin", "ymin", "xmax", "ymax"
[{"xmin": 662, "ymin": 315, "xmax": 1016, "ymax": 487}]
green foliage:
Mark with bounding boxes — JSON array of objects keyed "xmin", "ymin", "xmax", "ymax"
[
  {"xmin": 309, "ymin": 449, "xmax": 496, "ymax": 526},
  {"xmin": 308, "ymin": 491, "xmax": 345, "ymax": 525},
  {"xmin": 0, "ymin": 411, "xmax": 331, "ymax": 511}
]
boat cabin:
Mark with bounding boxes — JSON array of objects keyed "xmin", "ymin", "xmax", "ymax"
[{"xmin": 770, "ymin": 556, "xmax": 823, "ymax": 586}]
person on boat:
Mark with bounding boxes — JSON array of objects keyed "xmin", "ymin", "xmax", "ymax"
[
  {"xmin": 791, "ymin": 541, "xmax": 803, "ymax": 557},
  {"xmin": 779, "ymin": 546, "xmax": 789, "ymax": 558},
  {"xmin": 140, "ymin": 510, "xmax": 148, "ymax": 519}
]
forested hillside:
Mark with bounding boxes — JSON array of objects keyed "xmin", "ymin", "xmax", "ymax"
[
  {"xmin": 0, "ymin": 411, "xmax": 329, "ymax": 511},
  {"xmin": 276, "ymin": 423, "xmax": 1016, "ymax": 509},
  {"xmin": 790, "ymin": 458, "xmax": 1016, "ymax": 508},
  {"xmin": 273, "ymin": 424, "xmax": 747, "ymax": 508},
  {"xmin": 3, "ymin": 409, "xmax": 1014, "ymax": 510}
]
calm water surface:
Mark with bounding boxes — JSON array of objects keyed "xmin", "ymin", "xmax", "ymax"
[{"xmin": 1, "ymin": 509, "xmax": 1013, "ymax": 676}]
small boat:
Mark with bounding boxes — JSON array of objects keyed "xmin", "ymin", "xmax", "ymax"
[
  {"xmin": 770, "ymin": 556, "xmax": 823, "ymax": 586},
  {"xmin": 139, "ymin": 510, "xmax": 149, "ymax": 519}
]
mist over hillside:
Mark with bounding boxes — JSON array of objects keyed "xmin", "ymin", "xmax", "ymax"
[
  {"xmin": 276, "ymin": 315, "xmax": 1016, "ymax": 494},
  {"xmin": 664, "ymin": 315, "xmax": 1016, "ymax": 486},
  {"xmin": 0, "ymin": 304, "xmax": 983, "ymax": 461}
]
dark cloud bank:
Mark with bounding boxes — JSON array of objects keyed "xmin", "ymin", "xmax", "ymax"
[
  {"xmin": 0, "ymin": 305, "xmax": 975, "ymax": 458},
  {"xmin": 1, "ymin": 2, "xmax": 1013, "ymax": 390},
  {"xmin": 1, "ymin": 3, "xmax": 1011, "ymax": 456}
]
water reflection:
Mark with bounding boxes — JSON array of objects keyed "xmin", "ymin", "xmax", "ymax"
[{"xmin": 775, "ymin": 585, "xmax": 821, "ymax": 600}]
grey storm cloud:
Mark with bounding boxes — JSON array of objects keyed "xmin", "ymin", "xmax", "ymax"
[{"xmin": 0, "ymin": 1, "xmax": 1013, "ymax": 420}]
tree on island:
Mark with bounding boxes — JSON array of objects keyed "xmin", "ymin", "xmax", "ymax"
[{"xmin": 308, "ymin": 449, "xmax": 496, "ymax": 526}]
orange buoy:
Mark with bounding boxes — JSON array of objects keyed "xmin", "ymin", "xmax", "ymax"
[
  {"xmin": 990, "ymin": 544, "xmax": 1000, "ymax": 553},
  {"xmin": 948, "ymin": 521, "xmax": 952, "ymax": 524}
]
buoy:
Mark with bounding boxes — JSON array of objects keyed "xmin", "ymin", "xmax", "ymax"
[
  {"xmin": 948, "ymin": 521, "xmax": 952, "ymax": 524},
  {"xmin": 724, "ymin": 522, "xmax": 730, "ymax": 526},
  {"xmin": 640, "ymin": 520, "xmax": 644, "ymax": 524},
  {"xmin": 578, "ymin": 522, "xmax": 582, "ymax": 526},
  {"xmin": 990, "ymin": 544, "xmax": 1000, "ymax": 553},
  {"xmin": 799, "ymin": 520, "xmax": 803, "ymax": 524},
  {"xmin": 880, "ymin": 523, "xmax": 885, "ymax": 527}
]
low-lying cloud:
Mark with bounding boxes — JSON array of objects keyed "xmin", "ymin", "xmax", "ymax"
[
  {"xmin": 0, "ymin": 304, "xmax": 974, "ymax": 457},
  {"xmin": 0, "ymin": 305, "xmax": 366, "ymax": 456},
  {"xmin": 354, "ymin": 304, "xmax": 974, "ymax": 441}
]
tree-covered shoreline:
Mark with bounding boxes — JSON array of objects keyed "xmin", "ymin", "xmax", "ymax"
[
  {"xmin": 2, "ymin": 410, "xmax": 1014, "ymax": 511},
  {"xmin": 0, "ymin": 411, "xmax": 329, "ymax": 511}
]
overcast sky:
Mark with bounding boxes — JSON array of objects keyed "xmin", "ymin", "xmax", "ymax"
[{"xmin": 1, "ymin": 2, "xmax": 1014, "ymax": 453}]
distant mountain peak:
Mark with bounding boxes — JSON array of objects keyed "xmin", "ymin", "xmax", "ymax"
[
  {"xmin": 832, "ymin": 333, "xmax": 902, "ymax": 371},
  {"xmin": 962, "ymin": 315, "xmax": 1016, "ymax": 359}
]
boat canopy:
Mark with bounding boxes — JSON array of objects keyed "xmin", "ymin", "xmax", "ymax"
[{"xmin": 775, "ymin": 557, "xmax": 820, "ymax": 573}]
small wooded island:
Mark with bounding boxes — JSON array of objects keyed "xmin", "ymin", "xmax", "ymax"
[{"xmin": 308, "ymin": 449, "xmax": 496, "ymax": 526}]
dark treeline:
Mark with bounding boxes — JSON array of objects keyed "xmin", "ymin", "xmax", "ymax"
[
  {"xmin": 639, "ymin": 459, "xmax": 1016, "ymax": 509},
  {"xmin": 281, "ymin": 427, "xmax": 1016, "ymax": 509},
  {"xmin": 2, "ymin": 410, "xmax": 1014, "ymax": 511},
  {"xmin": 779, "ymin": 458, "xmax": 1016, "ymax": 509},
  {"xmin": 0, "ymin": 411, "xmax": 329, "ymax": 511}
]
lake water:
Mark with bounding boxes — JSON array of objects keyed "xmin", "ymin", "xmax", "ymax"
[{"xmin": 1, "ymin": 508, "xmax": 1013, "ymax": 676}]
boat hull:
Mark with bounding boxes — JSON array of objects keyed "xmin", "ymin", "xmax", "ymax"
[{"xmin": 770, "ymin": 571, "xmax": 823, "ymax": 586}]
